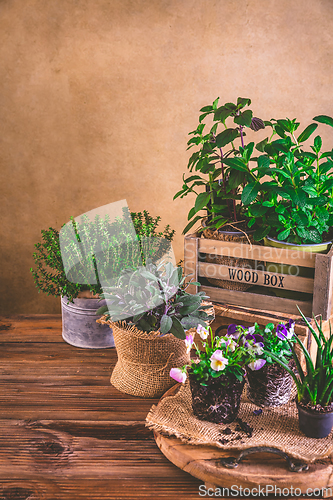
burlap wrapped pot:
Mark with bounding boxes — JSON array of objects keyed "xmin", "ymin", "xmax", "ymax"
[{"xmin": 101, "ymin": 320, "xmax": 191, "ymax": 398}]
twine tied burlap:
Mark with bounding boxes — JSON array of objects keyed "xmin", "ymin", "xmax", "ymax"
[
  {"xmin": 146, "ymin": 380, "xmax": 333, "ymax": 463},
  {"xmin": 98, "ymin": 319, "xmax": 191, "ymax": 398}
]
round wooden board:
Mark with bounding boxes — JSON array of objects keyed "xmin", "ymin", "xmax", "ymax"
[{"xmin": 153, "ymin": 385, "xmax": 333, "ymax": 495}]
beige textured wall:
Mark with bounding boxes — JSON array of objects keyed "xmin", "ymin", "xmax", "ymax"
[{"xmin": 1, "ymin": 0, "xmax": 333, "ymax": 314}]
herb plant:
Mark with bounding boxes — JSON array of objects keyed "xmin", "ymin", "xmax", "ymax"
[
  {"xmin": 98, "ymin": 261, "xmax": 213, "ymax": 339},
  {"xmin": 243, "ymin": 115, "xmax": 333, "ymax": 243},
  {"xmin": 31, "ymin": 209, "xmax": 175, "ymax": 303},
  {"xmin": 267, "ymin": 310, "xmax": 333, "ymax": 408},
  {"xmin": 174, "ymin": 97, "xmax": 265, "ymax": 234}
]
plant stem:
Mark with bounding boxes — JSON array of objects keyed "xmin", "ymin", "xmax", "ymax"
[
  {"xmin": 219, "ymin": 147, "xmax": 226, "ymax": 194},
  {"xmin": 233, "ymin": 199, "xmax": 237, "ymax": 222},
  {"xmin": 239, "ymin": 125, "xmax": 245, "ymax": 149}
]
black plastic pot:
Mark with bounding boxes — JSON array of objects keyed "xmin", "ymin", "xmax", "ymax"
[
  {"xmin": 189, "ymin": 372, "xmax": 245, "ymax": 424},
  {"xmin": 297, "ymin": 402, "xmax": 333, "ymax": 438},
  {"xmin": 246, "ymin": 360, "xmax": 294, "ymax": 407}
]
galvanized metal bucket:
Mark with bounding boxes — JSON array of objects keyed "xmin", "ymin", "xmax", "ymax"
[{"xmin": 61, "ymin": 296, "xmax": 114, "ymax": 348}]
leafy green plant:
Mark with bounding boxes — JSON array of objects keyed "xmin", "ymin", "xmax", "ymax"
[
  {"xmin": 174, "ymin": 97, "xmax": 265, "ymax": 234},
  {"xmin": 30, "ymin": 226, "xmax": 98, "ymax": 302},
  {"xmin": 31, "ymin": 209, "xmax": 175, "ymax": 303},
  {"xmin": 267, "ymin": 309, "xmax": 333, "ymax": 407},
  {"xmin": 98, "ymin": 261, "xmax": 213, "ymax": 339},
  {"xmin": 243, "ymin": 116, "xmax": 333, "ymax": 243}
]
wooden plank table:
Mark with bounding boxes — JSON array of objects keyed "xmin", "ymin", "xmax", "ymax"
[{"xmin": 0, "ymin": 315, "xmax": 202, "ymax": 499}]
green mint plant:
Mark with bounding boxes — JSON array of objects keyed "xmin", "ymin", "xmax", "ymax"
[
  {"xmin": 266, "ymin": 309, "xmax": 333, "ymax": 408},
  {"xmin": 242, "ymin": 115, "xmax": 333, "ymax": 243},
  {"xmin": 31, "ymin": 209, "xmax": 175, "ymax": 303},
  {"xmin": 174, "ymin": 97, "xmax": 265, "ymax": 234},
  {"xmin": 98, "ymin": 261, "xmax": 213, "ymax": 339}
]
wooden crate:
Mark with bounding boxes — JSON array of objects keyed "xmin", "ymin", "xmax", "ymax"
[{"xmin": 184, "ymin": 233, "xmax": 333, "ymax": 320}]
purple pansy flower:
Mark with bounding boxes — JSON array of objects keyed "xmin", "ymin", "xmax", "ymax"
[
  {"xmin": 227, "ymin": 324, "xmax": 239, "ymax": 337},
  {"xmin": 170, "ymin": 367, "xmax": 187, "ymax": 384},
  {"xmin": 285, "ymin": 319, "xmax": 295, "ymax": 335},
  {"xmin": 250, "ymin": 340, "xmax": 264, "ymax": 355},
  {"xmin": 184, "ymin": 334, "xmax": 194, "ymax": 353},
  {"xmin": 227, "ymin": 324, "xmax": 238, "ymax": 334},
  {"xmin": 276, "ymin": 323, "xmax": 294, "ymax": 340},
  {"xmin": 248, "ymin": 358, "xmax": 266, "ymax": 371},
  {"xmin": 253, "ymin": 333, "xmax": 264, "ymax": 344}
]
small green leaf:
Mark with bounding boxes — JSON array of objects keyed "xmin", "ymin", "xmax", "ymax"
[
  {"xmin": 237, "ymin": 97, "xmax": 251, "ymax": 108},
  {"xmin": 182, "ymin": 216, "xmax": 202, "ymax": 235},
  {"xmin": 173, "ymin": 189, "xmax": 185, "ymax": 200},
  {"xmin": 160, "ymin": 314, "xmax": 173, "ymax": 334},
  {"xmin": 253, "ymin": 225, "xmax": 271, "ymax": 241},
  {"xmin": 200, "ymin": 105, "xmax": 213, "ymax": 112},
  {"xmin": 169, "ymin": 317, "xmax": 186, "ymax": 340},
  {"xmin": 250, "ymin": 204, "xmax": 268, "ymax": 216},
  {"xmin": 294, "ymin": 189, "xmax": 307, "ymax": 208},
  {"xmin": 277, "ymin": 229, "xmax": 290, "ymax": 241},
  {"xmin": 297, "ymin": 123, "xmax": 318, "ymax": 143},
  {"xmin": 274, "ymin": 124, "xmax": 286, "ymax": 139},
  {"xmin": 220, "ymin": 157, "xmax": 248, "ymax": 172},
  {"xmin": 212, "ymin": 97, "xmax": 219, "ymax": 110},
  {"xmin": 194, "ymin": 192, "xmax": 210, "ymax": 213},
  {"xmin": 234, "ymin": 110, "xmax": 253, "ymax": 127},
  {"xmin": 302, "ymin": 186, "xmax": 318, "ymax": 197},
  {"xmin": 255, "ymin": 137, "xmax": 269, "ymax": 153},
  {"xmin": 214, "ymin": 106, "xmax": 233, "ymax": 122},
  {"xmin": 275, "ymin": 205, "xmax": 285, "ymax": 214},
  {"xmin": 96, "ymin": 305, "xmax": 109, "ymax": 316},
  {"xmin": 313, "ymin": 115, "xmax": 333, "ymax": 128},
  {"xmin": 214, "ymin": 218, "xmax": 229, "ymax": 230},
  {"xmin": 314, "ymin": 135, "xmax": 322, "ymax": 152},
  {"xmin": 215, "ymin": 128, "xmax": 239, "ymax": 148},
  {"xmin": 241, "ymin": 183, "xmax": 259, "ymax": 205},
  {"xmin": 257, "ymin": 155, "xmax": 270, "ymax": 172},
  {"xmin": 262, "ymin": 201, "xmax": 274, "ymax": 207}
]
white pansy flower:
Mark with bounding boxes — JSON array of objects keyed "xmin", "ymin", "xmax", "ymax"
[
  {"xmin": 197, "ymin": 324, "xmax": 209, "ymax": 340},
  {"xmin": 210, "ymin": 350, "xmax": 229, "ymax": 372}
]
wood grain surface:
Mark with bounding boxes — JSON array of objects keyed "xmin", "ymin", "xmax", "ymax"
[
  {"xmin": 1, "ymin": 314, "xmax": 330, "ymax": 500},
  {"xmin": 0, "ymin": 315, "xmax": 202, "ymax": 499},
  {"xmin": 154, "ymin": 386, "xmax": 333, "ymax": 500}
]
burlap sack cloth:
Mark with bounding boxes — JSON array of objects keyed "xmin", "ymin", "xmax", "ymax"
[
  {"xmin": 146, "ymin": 380, "xmax": 333, "ymax": 463},
  {"xmin": 97, "ymin": 319, "xmax": 190, "ymax": 398},
  {"xmin": 202, "ymin": 226, "xmax": 259, "ymax": 292}
]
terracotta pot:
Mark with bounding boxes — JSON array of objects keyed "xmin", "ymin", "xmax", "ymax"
[
  {"xmin": 189, "ymin": 372, "xmax": 245, "ymax": 424},
  {"xmin": 61, "ymin": 294, "xmax": 115, "ymax": 348}
]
